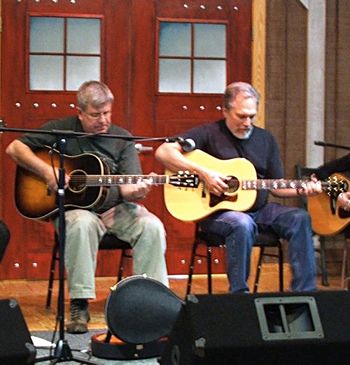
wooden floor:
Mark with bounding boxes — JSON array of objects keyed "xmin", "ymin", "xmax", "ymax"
[{"xmin": 0, "ymin": 269, "xmax": 346, "ymax": 333}]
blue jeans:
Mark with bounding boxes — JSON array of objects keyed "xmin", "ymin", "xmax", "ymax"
[{"xmin": 199, "ymin": 203, "xmax": 317, "ymax": 293}]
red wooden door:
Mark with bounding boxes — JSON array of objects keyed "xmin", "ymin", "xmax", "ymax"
[
  {"xmin": 0, "ymin": 0, "xmax": 132, "ymax": 279},
  {"xmin": 0, "ymin": 0, "xmax": 251, "ymax": 279}
]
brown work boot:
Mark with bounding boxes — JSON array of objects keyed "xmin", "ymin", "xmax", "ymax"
[{"xmin": 66, "ymin": 299, "xmax": 90, "ymax": 334}]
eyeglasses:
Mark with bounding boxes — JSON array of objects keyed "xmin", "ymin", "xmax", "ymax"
[{"xmin": 83, "ymin": 110, "xmax": 111, "ymax": 120}]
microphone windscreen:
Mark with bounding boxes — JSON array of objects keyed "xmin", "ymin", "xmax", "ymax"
[{"xmin": 182, "ymin": 138, "xmax": 196, "ymax": 152}]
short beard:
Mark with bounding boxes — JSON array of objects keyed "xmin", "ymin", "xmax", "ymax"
[{"xmin": 233, "ymin": 126, "xmax": 254, "ymax": 140}]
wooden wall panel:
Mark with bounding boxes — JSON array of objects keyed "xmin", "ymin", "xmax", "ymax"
[
  {"xmin": 266, "ymin": 0, "xmax": 307, "ymax": 185},
  {"xmin": 333, "ymin": 1, "xmax": 350, "ymax": 158},
  {"xmin": 284, "ymin": 1, "xmax": 307, "ymax": 179},
  {"xmin": 265, "ymin": 0, "xmax": 350, "ymax": 174},
  {"xmin": 324, "ymin": 0, "xmax": 338, "ymax": 163}
]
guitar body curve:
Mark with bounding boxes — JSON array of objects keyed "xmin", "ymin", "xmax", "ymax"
[{"xmin": 164, "ymin": 149, "xmax": 257, "ymax": 221}]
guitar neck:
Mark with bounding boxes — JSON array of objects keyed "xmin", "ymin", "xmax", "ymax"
[
  {"xmin": 80, "ymin": 175, "xmax": 169, "ymax": 186},
  {"xmin": 241, "ymin": 179, "xmax": 320, "ymax": 190}
]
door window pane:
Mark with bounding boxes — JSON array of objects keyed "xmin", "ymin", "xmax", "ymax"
[
  {"xmin": 30, "ymin": 17, "xmax": 64, "ymax": 53},
  {"xmin": 30, "ymin": 55, "xmax": 64, "ymax": 90},
  {"xmin": 193, "ymin": 60, "xmax": 226, "ymax": 93},
  {"xmin": 67, "ymin": 18, "xmax": 101, "ymax": 54},
  {"xmin": 66, "ymin": 56, "xmax": 101, "ymax": 91},
  {"xmin": 159, "ymin": 22, "xmax": 191, "ymax": 57},
  {"xmin": 194, "ymin": 24, "xmax": 226, "ymax": 58},
  {"xmin": 159, "ymin": 60, "xmax": 191, "ymax": 93}
]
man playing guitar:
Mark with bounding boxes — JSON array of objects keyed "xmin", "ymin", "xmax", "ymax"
[{"xmin": 6, "ymin": 80, "xmax": 169, "ymax": 334}]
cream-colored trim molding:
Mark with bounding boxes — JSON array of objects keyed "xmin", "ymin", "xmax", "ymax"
[
  {"xmin": 303, "ymin": 0, "xmax": 326, "ymax": 167},
  {"xmin": 252, "ymin": 0, "xmax": 266, "ymax": 128},
  {"xmin": 299, "ymin": 0, "xmax": 309, "ymax": 9}
]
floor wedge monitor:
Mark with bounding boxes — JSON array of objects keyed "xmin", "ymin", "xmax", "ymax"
[
  {"xmin": 0, "ymin": 299, "xmax": 36, "ymax": 364},
  {"xmin": 160, "ymin": 291, "xmax": 350, "ymax": 365}
]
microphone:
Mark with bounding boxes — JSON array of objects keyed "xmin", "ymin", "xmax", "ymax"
[
  {"xmin": 314, "ymin": 141, "xmax": 326, "ymax": 146},
  {"xmin": 134, "ymin": 143, "xmax": 154, "ymax": 153},
  {"xmin": 166, "ymin": 137, "xmax": 196, "ymax": 152}
]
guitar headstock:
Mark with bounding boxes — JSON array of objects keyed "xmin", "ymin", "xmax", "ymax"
[
  {"xmin": 326, "ymin": 175, "xmax": 349, "ymax": 198},
  {"xmin": 169, "ymin": 171, "xmax": 200, "ymax": 188}
]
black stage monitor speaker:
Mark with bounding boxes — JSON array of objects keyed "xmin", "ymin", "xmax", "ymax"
[
  {"xmin": 160, "ymin": 291, "xmax": 350, "ymax": 365},
  {"xmin": 0, "ymin": 299, "xmax": 36, "ymax": 364}
]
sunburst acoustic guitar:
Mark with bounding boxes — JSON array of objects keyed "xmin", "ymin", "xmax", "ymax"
[
  {"xmin": 164, "ymin": 149, "xmax": 349, "ymax": 226},
  {"xmin": 15, "ymin": 148, "xmax": 199, "ymax": 220}
]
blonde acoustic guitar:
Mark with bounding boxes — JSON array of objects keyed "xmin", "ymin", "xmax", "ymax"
[{"xmin": 164, "ymin": 149, "xmax": 321, "ymax": 222}]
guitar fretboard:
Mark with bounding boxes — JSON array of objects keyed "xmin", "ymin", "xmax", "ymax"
[
  {"xmin": 73, "ymin": 175, "xmax": 169, "ymax": 186},
  {"xmin": 241, "ymin": 179, "xmax": 307, "ymax": 190}
]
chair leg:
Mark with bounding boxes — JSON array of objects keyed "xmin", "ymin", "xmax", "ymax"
[
  {"xmin": 117, "ymin": 249, "xmax": 126, "ymax": 282},
  {"xmin": 341, "ymin": 239, "xmax": 350, "ymax": 290},
  {"xmin": 253, "ymin": 244, "xmax": 284, "ymax": 293},
  {"xmin": 186, "ymin": 240, "xmax": 199, "ymax": 296},
  {"xmin": 46, "ymin": 241, "xmax": 59, "ymax": 309},
  {"xmin": 253, "ymin": 247, "xmax": 264, "ymax": 293},
  {"xmin": 277, "ymin": 243, "xmax": 284, "ymax": 292},
  {"xmin": 117, "ymin": 249, "xmax": 133, "ymax": 282},
  {"xmin": 318, "ymin": 236, "xmax": 329, "ymax": 286},
  {"xmin": 207, "ymin": 246, "xmax": 212, "ymax": 294}
]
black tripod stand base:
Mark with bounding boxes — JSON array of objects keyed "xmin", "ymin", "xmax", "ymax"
[
  {"xmin": 54, "ymin": 339, "xmax": 73, "ymax": 360},
  {"xmin": 35, "ymin": 339, "xmax": 98, "ymax": 364}
]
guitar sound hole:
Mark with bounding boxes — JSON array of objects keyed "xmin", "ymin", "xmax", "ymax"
[
  {"xmin": 225, "ymin": 176, "xmax": 239, "ymax": 196},
  {"xmin": 68, "ymin": 170, "xmax": 87, "ymax": 192}
]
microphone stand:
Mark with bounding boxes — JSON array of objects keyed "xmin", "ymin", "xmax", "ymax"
[
  {"xmin": 31, "ymin": 136, "xmax": 98, "ymax": 364},
  {"xmin": 314, "ymin": 141, "xmax": 350, "ymax": 151},
  {"xmin": 0, "ymin": 122, "xmax": 182, "ymax": 363}
]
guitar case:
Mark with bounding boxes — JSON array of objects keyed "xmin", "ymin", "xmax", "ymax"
[{"xmin": 91, "ymin": 275, "xmax": 183, "ymax": 360}]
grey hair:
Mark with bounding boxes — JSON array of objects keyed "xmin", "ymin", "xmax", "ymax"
[
  {"xmin": 77, "ymin": 80, "xmax": 114, "ymax": 111},
  {"xmin": 223, "ymin": 82, "xmax": 260, "ymax": 109}
]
